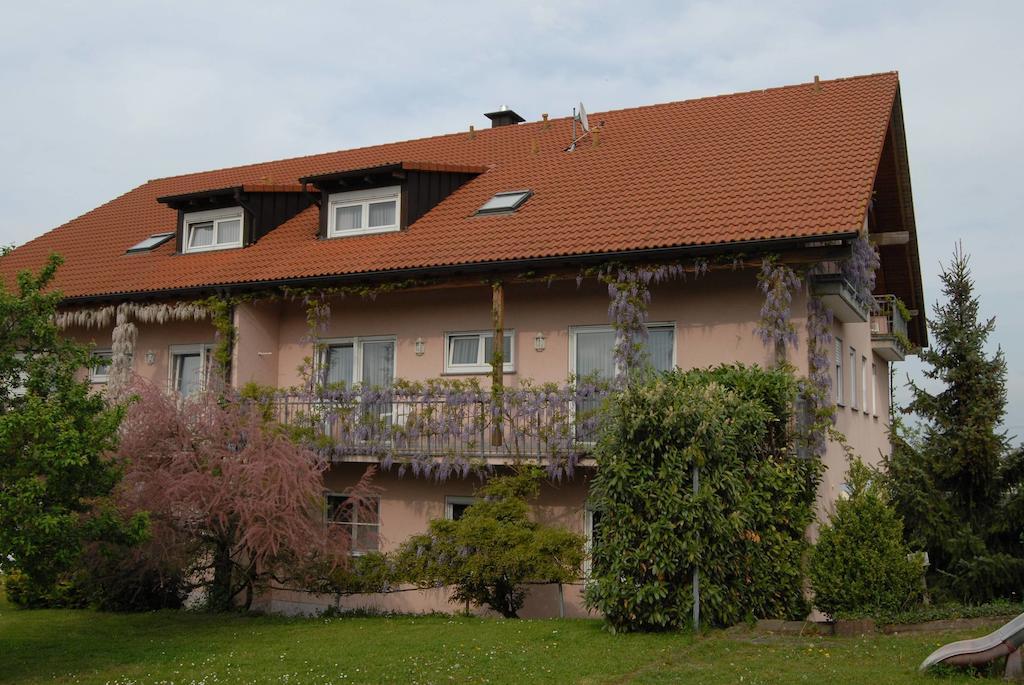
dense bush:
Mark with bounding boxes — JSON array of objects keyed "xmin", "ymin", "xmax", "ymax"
[
  {"xmin": 1, "ymin": 256, "xmax": 142, "ymax": 600},
  {"xmin": 585, "ymin": 364, "xmax": 821, "ymax": 632},
  {"xmin": 810, "ymin": 460, "xmax": 925, "ymax": 618},
  {"xmin": 394, "ymin": 467, "xmax": 585, "ymax": 618}
]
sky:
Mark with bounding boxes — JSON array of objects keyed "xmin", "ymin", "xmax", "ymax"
[{"xmin": 1, "ymin": 1, "xmax": 1022, "ymax": 433}]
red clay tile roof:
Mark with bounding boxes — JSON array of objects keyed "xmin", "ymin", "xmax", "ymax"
[{"xmin": 1, "ymin": 72, "xmax": 901, "ymax": 300}]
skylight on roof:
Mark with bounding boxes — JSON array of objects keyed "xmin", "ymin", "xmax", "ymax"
[
  {"xmin": 476, "ymin": 190, "xmax": 532, "ymax": 215},
  {"xmin": 126, "ymin": 233, "xmax": 174, "ymax": 254}
]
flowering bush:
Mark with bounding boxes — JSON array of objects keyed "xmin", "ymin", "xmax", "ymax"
[{"xmin": 103, "ymin": 379, "xmax": 377, "ymax": 611}]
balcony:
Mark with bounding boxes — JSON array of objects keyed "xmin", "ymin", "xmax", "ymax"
[
  {"xmin": 271, "ymin": 385, "xmax": 610, "ymax": 470},
  {"xmin": 809, "ymin": 273, "xmax": 869, "ymax": 323},
  {"xmin": 871, "ymin": 295, "xmax": 910, "ymax": 361}
]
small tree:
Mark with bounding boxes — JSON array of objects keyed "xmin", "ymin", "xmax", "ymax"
[
  {"xmin": 108, "ymin": 379, "xmax": 377, "ymax": 610},
  {"xmin": 394, "ymin": 467, "xmax": 584, "ymax": 618},
  {"xmin": 0, "ymin": 255, "xmax": 141, "ymax": 600},
  {"xmin": 810, "ymin": 459, "xmax": 924, "ymax": 618}
]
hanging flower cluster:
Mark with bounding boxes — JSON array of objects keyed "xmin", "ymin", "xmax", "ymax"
[
  {"xmin": 267, "ymin": 377, "xmax": 612, "ymax": 481},
  {"xmin": 755, "ymin": 258, "xmax": 802, "ymax": 363},
  {"xmin": 600, "ymin": 261, "xmax": 708, "ymax": 382},
  {"xmin": 841, "ymin": 233, "xmax": 881, "ymax": 310},
  {"xmin": 802, "ymin": 294, "xmax": 835, "ymax": 457}
]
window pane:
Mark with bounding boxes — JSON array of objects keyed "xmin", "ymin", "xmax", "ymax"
[
  {"xmin": 335, "ymin": 205, "xmax": 362, "ymax": 231},
  {"xmin": 449, "ymin": 336, "xmax": 479, "ymax": 365},
  {"xmin": 368, "ymin": 200, "xmax": 396, "ymax": 228},
  {"xmin": 92, "ymin": 352, "xmax": 112, "ymax": 377},
  {"xmin": 648, "ymin": 327, "xmax": 674, "ymax": 372},
  {"xmin": 325, "ymin": 344, "xmax": 354, "ymax": 386},
  {"xmin": 189, "ymin": 222, "xmax": 214, "ymax": 247},
  {"xmin": 217, "ymin": 219, "xmax": 241, "ymax": 245},
  {"xmin": 361, "ymin": 340, "xmax": 395, "ymax": 387},
  {"xmin": 174, "ymin": 353, "xmax": 203, "ymax": 395},
  {"xmin": 482, "ymin": 333, "xmax": 512, "ymax": 366},
  {"xmin": 575, "ymin": 330, "xmax": 616, "ymax": 380},
  {"xmin": 326, "ymin": 495, "xmax": 353, "ymax": 523}
]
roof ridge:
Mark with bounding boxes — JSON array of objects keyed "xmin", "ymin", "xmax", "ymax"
[
  {"xmin": 591, "ymin": 71, "xmax": 899, "ymax": 119},
  {"xmin": 142, "ymin": 71, "xmax": 899, "ymax": 187}
]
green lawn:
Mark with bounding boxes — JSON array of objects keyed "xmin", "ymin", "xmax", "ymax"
[{"xmin": 0, "ymin": 591, "xmax": 1004, "ymax": 684}]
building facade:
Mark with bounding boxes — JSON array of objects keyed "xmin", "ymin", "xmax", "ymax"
[{"xmin": 1, "ymin": 72, "xmax": 925, "ymax": 617}]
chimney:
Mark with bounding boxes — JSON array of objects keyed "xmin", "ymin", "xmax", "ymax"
[{"xmin": 484, "ymin": 105, "xmax": 525, "ymax": 128}]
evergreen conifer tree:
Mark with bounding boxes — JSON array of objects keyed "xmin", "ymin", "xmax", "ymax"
[{"xmin": 889, "ymin": 244, "xmax": 1024, "ymax": 600}]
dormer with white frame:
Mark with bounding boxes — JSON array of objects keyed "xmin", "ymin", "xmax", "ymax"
[{"xmin": 156, "ymin": 184, "xmax": 315, "ymax": 255}]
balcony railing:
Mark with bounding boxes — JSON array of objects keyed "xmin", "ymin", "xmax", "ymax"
[
  {"xmin": 271, "ymin": 385, "xmax": 611, "ymax": 469},
  {"xmin": 871, "ymin": 295, "xmax": 910, "ymax": 361}
]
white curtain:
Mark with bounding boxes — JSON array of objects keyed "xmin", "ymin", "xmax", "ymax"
[
  {"xmin": 361, "ymin": 340, "xmax": 395, "ymax": 387},
  {"xmin": 575, "ymin": 330, "xmax": 615, "ymax": 379},
  {"xmin": 648, "ymin": 327, "xmax": 675, "ymax": 372},
  {"xmin": 450, "ymin": 336, "xmax": 479, "ymax": 365},
  {"xmin": 174, "ymin": 353, "xmax": 202, "ymax": 395},
  {"xmin": 335, "ymin": 205, "xmax": 362, "ymax": 231},
  {"xmin": 189, "ymin": 222, "xmax": 214, "ymax": 248},
  {"xmin": 368, "ymin": 200, "xmax": 396, "ymax": 228},
  {"xmin": 325, "ymin": 344, "xmax": 354, "ymax": 386},
  {"xmin": 217, "ymin": 218, "xmax": 241, "ymax": 244}
]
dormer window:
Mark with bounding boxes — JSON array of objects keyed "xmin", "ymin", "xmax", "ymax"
[
  {"xmin": 327, "ymin": 186, "xmax": 401, "ymax": 238},
  {"xmin": 183, "ymin": 207, "xmax": 244, "ymax": 253}
]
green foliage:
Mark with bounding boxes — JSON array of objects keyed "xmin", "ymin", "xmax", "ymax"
[
  {"xmin": 3, "ymin": 567, "xmax": 87, "ymax": 608},
  {"xmin": 394, "ymin": 467, "xmax": 585, "ymax": 618},
  {"xmin": 585, "ymin": 364, "xmax": 821, "ymax": 631},
  {"xmin": 851, "ymin": 599, "xmax": 1024, "ymax": 626},
  {"xmin": 888, "ymin": 245, "xmax": 1024, "ymax": 601},
  {"xmin": 0, "ymin": 255, "xmax": 143, "ymax": 598},
  {"xmin": 809, "ymin": 460, "xmax": 924, "ymax": 619}
]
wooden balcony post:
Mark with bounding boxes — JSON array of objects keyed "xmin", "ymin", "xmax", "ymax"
[{"xmin": 491, "ymin": 281, "xmax": 504, "ymax": 447}]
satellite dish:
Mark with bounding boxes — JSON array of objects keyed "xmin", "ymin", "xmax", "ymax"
[{"xmin": 577, "ymin": 102, "xmax": 590, "ymax": 132}]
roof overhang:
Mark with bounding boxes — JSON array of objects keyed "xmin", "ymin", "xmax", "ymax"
[
  {"xmin": 59, "ymin": 231, "xmax": 858, "ymax": 306},
  {"xmin": 300, "ymin": 161, "xmax": 488, "ymax": 188},
  {"xmin": 156, "ymin": 184, "xmax": 311, "ymax": 210}
]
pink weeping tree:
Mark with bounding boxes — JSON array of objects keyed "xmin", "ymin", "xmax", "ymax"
[{"xmin": 111, "ymin": 379, "xmax": 377, "ymax": 611}]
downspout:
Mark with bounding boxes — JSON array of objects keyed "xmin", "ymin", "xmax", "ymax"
[{"xmin": 490, "ymin": 281, "xmax": 504, "ymax": 447}]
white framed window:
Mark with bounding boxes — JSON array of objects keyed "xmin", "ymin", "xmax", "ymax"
[
  {"xmin": 862, "ymin": 355, "xmax": 869, "ymax": 415},
  {"xmin": 319, "ymin": 336, "xmax": 396, "ymax": 387},
  {"xmin": 871, "ymin": 361, "xmax": 878, "ymax": 417},
  {"xmin": 326, "ymin": 493, "xmax": 380, "ymax": 554},
  {"xmin": 182, "ymin": 207, "xmax": 244, "ymax": 253},
  {"xmin": 169, "ymin": 344, "xmax": 213, "ymax": 396},
  {"xmin": 90, "ymin": 349, "xmax": 113, "ymax": 384},
  {"xmin": 569, "ymin": 323, "xmax": 675, "ymax": 380},
  {"xmin": 326, "ymin": 186, "xmax": 401, "ymax": 238},
  {"xmin": 850, "ymin": 347, "xmax": 858, "ymax": 410},
  {"xmin": 445, "ymin": 496, "xmax": 476, "ymax": 521},
  {"xmin": 444, "ymin": 330, "xmax": 514, "ymax": 374},
  {"xmin": 835, "ymin": 338, "xmax": 844, "ymax": 406},
  {"xmin": 584, "ymin": 506, "xmax": 603, "ymax": 577}
]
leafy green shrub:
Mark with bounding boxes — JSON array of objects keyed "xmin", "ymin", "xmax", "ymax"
[
  {"xmin": 585, "ymin": 364, "xmax": 821, "ymax": 632},
  {"xmin": 4, "ymin": 568, "xmax": 86, "ymax": 609},
  {"xmin": 393, "ymin": 467, "xmax": 585, "ymax": 618},
  {"xmin": 810, "ymin": 460, "xmax": 924, "ymax": 619}
]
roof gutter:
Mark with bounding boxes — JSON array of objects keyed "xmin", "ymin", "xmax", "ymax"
[{"xmin": 59, "ymin": 231, "xmax": 859, "ymax": 306}]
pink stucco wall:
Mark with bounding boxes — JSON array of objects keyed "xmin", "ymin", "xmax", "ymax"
[{"xmin": 64, "ymin": 269, "xmax": 898, "ymax": 617}]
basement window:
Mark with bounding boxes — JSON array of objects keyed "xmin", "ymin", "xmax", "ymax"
[
  {"xmin": 327, "ymin": 186, "xmax": 401, "ymax": 238},
  {"xmin": 126, "ymin": 232, "xmax": 174, "ymax": 254},
  {"xmin": 183, "ymin": 207, "xmax": 244, "ymax": 253},
  {"xmin": 476, "ymin": 190, "xmax": 532, "ymax": 215}
]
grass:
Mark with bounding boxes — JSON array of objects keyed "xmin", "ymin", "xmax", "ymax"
[{"xmin": 0, "ymin": 590, "xmax": 1011, "ymax": 684}]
